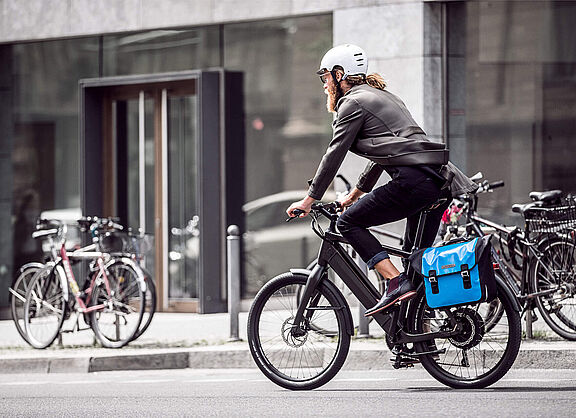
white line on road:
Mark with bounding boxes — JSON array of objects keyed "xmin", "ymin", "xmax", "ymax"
[{"xmin": 122, "ymin": 379, "xmax": 175, "ymax": 384}]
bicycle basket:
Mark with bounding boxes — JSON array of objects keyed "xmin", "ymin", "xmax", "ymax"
[
  {"xmin": 524, "ymin": 199, "xmax": 576, "ymax": 234},
  {"xmin": 99, "ymin": 232, "xmax": 125, "ymax": 253}
]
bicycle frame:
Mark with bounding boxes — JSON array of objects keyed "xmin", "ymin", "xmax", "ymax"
[
  {"xmin": 292, "ymin": 206, "xmax": 461, "ymax": 347},
  {"xmin": 468, "ymin": 212, "xmax": 565, "ymax": 303},
  {"xmin": 59, "ymin": 243, "xmax": 111, "ymax": 313}
]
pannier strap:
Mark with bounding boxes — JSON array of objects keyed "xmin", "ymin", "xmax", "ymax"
[
  {"xmin": 461, "ymin": 264, "xmax": 471, "ymax": 289},
  {"xmin": 428, "ymin": 270, "xmax": 439, "ymax": 294}
]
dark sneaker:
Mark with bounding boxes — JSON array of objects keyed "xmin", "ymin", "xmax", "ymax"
[{"xmin": 364, "ymin": 277, "xmax": 416, "ymax": 317}]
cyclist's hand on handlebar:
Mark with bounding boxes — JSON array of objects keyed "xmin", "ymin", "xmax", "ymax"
[
  {"xmin": 338, "ymin": 187, "xmax": 364, "ymax": 209},
  {"xmin": 286, "ymin": 196, "xmax": 315, "ymax": 221}
]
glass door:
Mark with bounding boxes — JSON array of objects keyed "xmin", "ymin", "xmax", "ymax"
[
  {"xmin": 83, "ymin": 71, "xmax": 230, "ymax": 313},
  {"xmin": 106, "ymin": 83, "xmax": 199, "ymax": 309},
  {"xmin": 167, "ymin": 93, "xmax": 199, "ymax": 299},
  {"xmin": 111, "ymin": 93, "xmax": 156, "ymax": 277}
]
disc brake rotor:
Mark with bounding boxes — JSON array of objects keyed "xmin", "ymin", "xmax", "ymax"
[{"xmin": 281, "ymin": 317, "xmax": 308, "ymax": 348}]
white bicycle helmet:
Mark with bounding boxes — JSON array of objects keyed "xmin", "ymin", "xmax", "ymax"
[{"xmin": 317, "ymin": 44, "xmax": 368, "ymax": 79}]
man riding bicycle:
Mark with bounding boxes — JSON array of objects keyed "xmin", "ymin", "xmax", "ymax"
[{"xmin": 286, "ymin": 44, "xmax": 477, "ymax": 316}]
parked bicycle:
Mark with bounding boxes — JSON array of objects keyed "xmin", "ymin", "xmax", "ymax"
[
  {"xmin": 247, "ymin": 198, "xmax": 521, "ymax": 390},
  {"xmin": 15, "ymin": 217, "xmax": 149, "ymax": 349},
  {"xmin": 443, "ymin": 179, "xmax": 576, "ymax": 340}
]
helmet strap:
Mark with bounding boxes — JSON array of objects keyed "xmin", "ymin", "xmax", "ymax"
[{"xmin": 331, "ymin": 70, "xmax": 344, "ymax": 97}]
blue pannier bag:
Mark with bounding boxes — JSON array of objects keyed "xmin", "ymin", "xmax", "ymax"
[{"xmin": 409, "ymin": 235, "xmax": 497, "ymax": 308}]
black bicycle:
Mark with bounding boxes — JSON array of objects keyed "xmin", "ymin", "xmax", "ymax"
[
  {"xmin": 453, "ymin": 183, "xmax": 576, "ymax": 340},
  {"xmin": 247, "ymin": 199, "xmax": 522, "ymax": 390}
]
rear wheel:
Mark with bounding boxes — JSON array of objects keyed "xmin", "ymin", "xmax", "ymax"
[
  {"xmin": 531, "ymin": 239, "xmax": 576, "ymax": 340},
  {"xmin": 23, "ymin": 265, "xmax": 67, "ymax": 349},
  {"xmin": 89, "ymin": 260, "xmax": 145, "ymax": 348},
  {"xmin": 248, "ymin": 272, "xmax": 352, "ymax": 390},
  {"xmin": 409, "ymin": 281, "xmax": 521, "ymax": 389}
]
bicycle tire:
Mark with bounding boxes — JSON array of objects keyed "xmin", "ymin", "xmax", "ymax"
[
  {"xmin": 131, "ymin": 269, "xmax": 157, "ymax": 341},
  {"xmin": 10, "ymin": 263, "xmax": 44, "ymax": 343},
  {"xmin": 23, "ymin": 265, "xmax": 67, "ymax": 349},
  {"xmin": 89, "ymin": 259, "xmax": 146, "ymax": 348},
  {"xmin": 530, "ymin": 238, "xmax": 576, "ymax": 340},
  {"xmin": 248, "ymin": 272, "xmax": 352, "ymax": 390},
  {"xmin": 409, "ymin": 281, "xmax": 521, "ymax": 389}
]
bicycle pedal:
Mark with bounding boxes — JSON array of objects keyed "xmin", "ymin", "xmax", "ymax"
[{"xmin": 391, "ymin": 355, "xmax": 419, "ymax": 369}]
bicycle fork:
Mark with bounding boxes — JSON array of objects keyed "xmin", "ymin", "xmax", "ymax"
[{"xmin": 291, "ymin": 263, "xmax": 327, "ymax": 337}]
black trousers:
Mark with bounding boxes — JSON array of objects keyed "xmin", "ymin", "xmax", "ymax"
[{"xmin": 337, "ymin": 167, "xmax": 451, "ymax": 269}]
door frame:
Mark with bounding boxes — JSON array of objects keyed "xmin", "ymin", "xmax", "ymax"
[{"xmin": 79, "ymin": 70, "xmax": 244, "ymax": 313}]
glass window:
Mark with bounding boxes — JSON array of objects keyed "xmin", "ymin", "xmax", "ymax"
[
  {"xmin": 9, "ymin": 38, "xmax": 99, "ymax": 272},
  {"xmin": 448, "ymin": 1, "xmax": 576, "ymax": 223},
  {"xmin": 223, "ymin": 15, "xmax": 333, "ymax": 296},
  {"xmin": 102, "ymin": 28, "xmax": 221, "ymax": 76}
]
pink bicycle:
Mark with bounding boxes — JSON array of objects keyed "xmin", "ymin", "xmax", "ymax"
[{"xmin": 22, "ymin": 218, "xmax": 147, "ymax": 349}]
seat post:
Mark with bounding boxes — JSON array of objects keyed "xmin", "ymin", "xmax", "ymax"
[{"xmin": 412, "ymin": 209, "xmax": 430, "ymax": 252}]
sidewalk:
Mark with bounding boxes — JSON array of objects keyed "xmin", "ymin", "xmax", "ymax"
[{"xmin": 1, "ymin": 312, "xmax": 575, "ymax": 374}]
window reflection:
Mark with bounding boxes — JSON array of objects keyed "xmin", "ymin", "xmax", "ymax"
[
  {"xmin": 9, "ymin": 39, "xmax": 99, "ymax": 273},
  {"xmin": 224, "ymin": 16, "xmax": 333, "ymax": 296},
  {"xmin": 448, "ymin": 1, "xmax": 576, "ymax": 223},
  {"xmin": 102, "ymin": 28, "xmax": 221, "ymax": 76}
]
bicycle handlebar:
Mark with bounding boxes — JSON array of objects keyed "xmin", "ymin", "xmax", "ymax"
[{"xmin": 476, "ymin": 180, "xmax": 505, "ymax": 194}]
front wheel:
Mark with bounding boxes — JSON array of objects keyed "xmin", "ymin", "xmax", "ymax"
[
  {"xmin": 23, "ymin": 265, "xmax": 67, "ymax": 349},
  {"xmin": 248, "ymin": 272, "xmax": 352, "ymax": 390},
  {"xmin": 10, "ymin": 263, "xmax": 44, "ymax": 343},
  {"xmin": 409, "ymin": 281, "xmax": 521, "ymax": 389}
]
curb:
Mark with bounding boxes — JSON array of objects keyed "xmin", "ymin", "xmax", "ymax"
[{"xmin": 1, "ymin": 345, "xmax": 575, "ymax": 374}]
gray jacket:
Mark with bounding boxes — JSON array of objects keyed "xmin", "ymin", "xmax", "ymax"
[{"xmin": 307, "ymin": 84, "xmax": 477, "ymax": 199}]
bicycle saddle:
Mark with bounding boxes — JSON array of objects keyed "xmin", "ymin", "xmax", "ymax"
[
  {"xmin": 529, "ymin": 190, "xmax": 562, "ymax": 203},
  {"xmin": 511, "ymin": 202, "xmax": 540, "ymax": 214}
]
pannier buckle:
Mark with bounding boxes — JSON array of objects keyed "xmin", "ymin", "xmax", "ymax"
[
  {"xmin": 428, "ymin": 270, "xmax": 439, "ymax": 294},
  {"xmin": 460, "ymin": 264, "xmax": 472, "ymax": 289}
]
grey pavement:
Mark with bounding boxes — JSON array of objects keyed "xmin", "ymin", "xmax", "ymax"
[{"xmin": 1, "ymin": 311, "xmax": 575, "ymax": 374}]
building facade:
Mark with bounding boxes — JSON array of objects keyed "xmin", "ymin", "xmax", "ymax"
[{"xmin": 1, "ymin": 0, "xmax": 575, "ymax": 316}]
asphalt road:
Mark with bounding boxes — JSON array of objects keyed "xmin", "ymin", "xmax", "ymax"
[{"xmin": 1, "ymin": 368, "xmax": 575, "ymax": 417}]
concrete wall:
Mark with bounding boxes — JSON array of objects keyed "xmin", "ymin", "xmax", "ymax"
[
  {"xmin": 0, "ymin": 0, "xmax": 422, "ymax": 43},
  {"xmin": 332, "ymin": 1, "xmax": 441, "ymax": 198}
]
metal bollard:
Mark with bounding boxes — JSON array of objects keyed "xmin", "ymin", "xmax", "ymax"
[
  {"xmin": 355, "ymin": 255, "xmax": 373, "ymax": 339},
  {"xmin": 227, "ymin": 225, "xmax": 242, "ymax": 342}
]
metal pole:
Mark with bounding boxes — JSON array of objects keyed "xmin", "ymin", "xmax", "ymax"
[
  {"xmin": 356, "ymin": 255, "xmax": 373, "ymax": 339},
  {"xmin": 227, "ymin": 225, "xmax": 241, "ymax": 341}
]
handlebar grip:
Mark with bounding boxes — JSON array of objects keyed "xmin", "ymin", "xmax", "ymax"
[
  {"xmin": 286, "ymin": 209, "xmax": 305, "ymax": 222},
  {"xmin": 488, "ymin": 181, "xmax": 505, "ymax": 190}
]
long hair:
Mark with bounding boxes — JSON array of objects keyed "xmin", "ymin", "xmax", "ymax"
[{"xmin": 346, "ymin": 73, "xmax": 387, "ymax": 91}]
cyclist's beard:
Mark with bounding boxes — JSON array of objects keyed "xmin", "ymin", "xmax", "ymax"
[{"xmin": 326, "ymin": 82, "xmax": 342, "ymax": 113}]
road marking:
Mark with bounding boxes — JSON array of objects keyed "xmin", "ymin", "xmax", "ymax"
[
  {"xmin": 334, "ymin": 378, "xmax": 398, "ymax": 382},
  {"xmin": 183, "ymin": 378, "xmax": 254, "ymax": 383},
  {"xmin": 122, "ymin": 379, "xmax": 175, "ymax": 384},
  {"xmin": 57, "ymin": 380, "xmax": 107, "ymax": 385},
  {"xmin": 502, "ymin": 378, "xmax": 576, "ymax": 383},
  {"xmin": 0, "ymin": 381, "xmax": 50, "ymax": 386}
]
